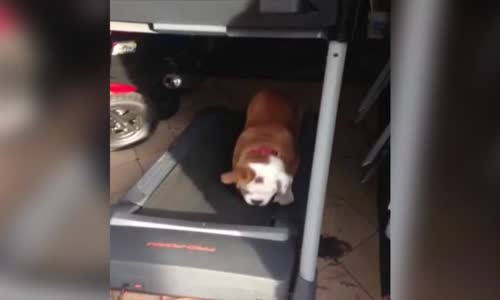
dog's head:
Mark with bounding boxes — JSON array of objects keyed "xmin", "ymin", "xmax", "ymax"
[{"xmin": 221, "ymin": 153, "xmax": 292, "ymax": 207}]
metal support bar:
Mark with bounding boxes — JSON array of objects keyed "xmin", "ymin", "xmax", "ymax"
[
  {"xmin": 354, "ymin": 61, "xmax": 390, "ymax": 124},
  {"xmin": 298, "ymin": 41, "xmax": 347, "ymax": 282},
  {"xmin": 361, "ymin": 148, "xmax": 389, "ymax": 183},
  {"xmin": 362, "ymin": 122, "xmax": 391, "ymax": 167}
]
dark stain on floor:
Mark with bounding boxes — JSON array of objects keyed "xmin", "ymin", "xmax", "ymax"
[{"xmin": 318, "ymin": 236, "xmax": 352, "ymax": 262}]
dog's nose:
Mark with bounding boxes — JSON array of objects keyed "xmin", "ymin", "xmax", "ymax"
[{"xmin": 251, "ymin": 199, "xmax": 263, "ymax": 206}]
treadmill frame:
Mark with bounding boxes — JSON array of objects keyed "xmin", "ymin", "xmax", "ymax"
[
  {"xmin": 113, "ymin": 41, "xmax": 347, "ymax": 300},
  {"xmin": 110, "ymin": 1, "xmax": 359, "ymax": 298}
]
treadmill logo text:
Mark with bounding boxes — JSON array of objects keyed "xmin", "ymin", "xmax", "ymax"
[{"xmin": 146, "ymin": 242, "xmax": 216, "ymax": 253}]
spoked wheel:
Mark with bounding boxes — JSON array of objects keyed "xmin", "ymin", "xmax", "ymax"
[{"xmin": 110, "ymin": 92, "xmax": 152, "ymax": 151}]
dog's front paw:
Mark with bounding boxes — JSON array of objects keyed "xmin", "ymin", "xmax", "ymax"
[{"xmin": 274, "ymin": 188, "xmax": 294, "ymax": 206}]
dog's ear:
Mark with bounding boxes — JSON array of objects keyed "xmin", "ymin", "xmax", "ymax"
[
  {"xmin": 237, "ymin": 167, "xmax": 255, "ymax": 183},
  {"xmin": 221, "ymin": 167, "xmax": 255, "ymax": 185},
  {"xmin": 221, "ymin": 170, "xmax": 238, "ymax": 184}
]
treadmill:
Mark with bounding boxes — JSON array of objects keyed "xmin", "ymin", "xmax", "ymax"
[{"xmin": 110, "ymin": 1, "xmax": 360, "ymax": 299}]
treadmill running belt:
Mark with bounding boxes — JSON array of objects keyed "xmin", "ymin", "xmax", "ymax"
[{"xmin": 137, "ymin": 108, "xmax": 277, "ymax": 226}]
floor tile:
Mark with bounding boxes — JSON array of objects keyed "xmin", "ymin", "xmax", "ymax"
[
  {"xmin": 341, "ymin": 234, "xmax": 381, "ymax": 299},
  {"xmin": 317, "ymin": 262, "xmax": 373, "ymax": 300},
  {"xmin": 137, "ymin": 151, "xmax": 163, "ymax": 173},
  {"xmin": 135, "ymin": 104, "xmax": 195, "ymax": 171},
  {"xmin": 327, "ymin": 156, "xmax": 379, "ymax": 226},
  {"xmin": 216, "ymin": 78, "xmax": 323, "ymax": 112},
  {"xmin": 110, "ymin": 290, "xmax": 202, "ymax": 300},
  {"xmin": 134, "ymin": 121, "xmax": 178, "ymax": 161},
  {"xmin": 333, "ymin": 123, "xmax": 375, "ymax": 161},
  {"xmin": 165, "ymin": 107, "xmax": 196, "ymax": 136},
  {"xmin": 110, "ymin": 291, "xmax": 159, "ymax": 300},
  {"xmin": 336, "ymin": 83, "xmax": 371, "ymax": 125},
  {"xmin": 111, "ymin": 148, "xmax": 137, "ymax": 168},
  {"xmin": 188, "ymin": 78, "xmax": 240, "ymax": 110},
  {"xmin": 110, "ymin": 160, "xmax": 143, "ymax": 204},
  {"xmin": 321, "ymin": 197, "xmax": 377, "ymax": 249},
  {"xmin": 317, "ymin": 256, "xmax": 335, "ymax": 272},
  {"xmin": 110, "ymin": 191, "xmax": 125, "ymax": 204}
]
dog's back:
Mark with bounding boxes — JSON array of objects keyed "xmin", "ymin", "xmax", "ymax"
[
  {"xmin": 221, "ymin": 89, "xmax": 302, "ymax": 206},
  {"xmin": 245, "ymin": 90, "xmax": 302, "ymax": 137}
]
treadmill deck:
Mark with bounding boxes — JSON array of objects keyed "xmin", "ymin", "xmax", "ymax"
[
  {"xmin": 138, "ymin": 110, "xmax": 276, "ymax": 226},
  {"xmin": 122, "ymin": 107, "xmax": 316, "ymax": 229}
]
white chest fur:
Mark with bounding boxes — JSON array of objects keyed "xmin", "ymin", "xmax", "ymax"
[{"xmin": 244, "ymin": 156, "xmax": 294, "ymax": 206}]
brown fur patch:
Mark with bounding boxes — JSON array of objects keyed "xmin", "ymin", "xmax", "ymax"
[
  {"xmin": 221, "ymin": 89, "xmax": 301, "ymax": 190},
  {"xmin": 220, "ymin": 166, "xmax": 256, "ymax": 186}
]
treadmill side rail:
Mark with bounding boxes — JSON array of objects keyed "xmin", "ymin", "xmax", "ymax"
[
  {"xmin": 111, "ymin": 212, "xmax": 290, "ymax": 241},
  {"xmin": 118, "ymin": 109, "xmax": 225, "ymax": 207}
]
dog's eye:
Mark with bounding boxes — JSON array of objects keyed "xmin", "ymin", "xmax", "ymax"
[{"xmin": 254, "ymin": 176, "xmax": 264, "ymax": 184}]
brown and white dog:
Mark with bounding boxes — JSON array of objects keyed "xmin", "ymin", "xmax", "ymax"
[{"xmin": 221, "ymin": 90, "xmax": 301, "ymax": 206}]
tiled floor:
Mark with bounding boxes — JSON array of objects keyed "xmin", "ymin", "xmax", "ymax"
[{"xmin": 110, "ymin": 78, "xmax": 381, "ymax": 300}]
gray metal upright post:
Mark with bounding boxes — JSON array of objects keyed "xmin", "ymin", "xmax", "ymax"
[{"xmin": 298, "ymin": 41, "xmax": 347, "ymax": 282}]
